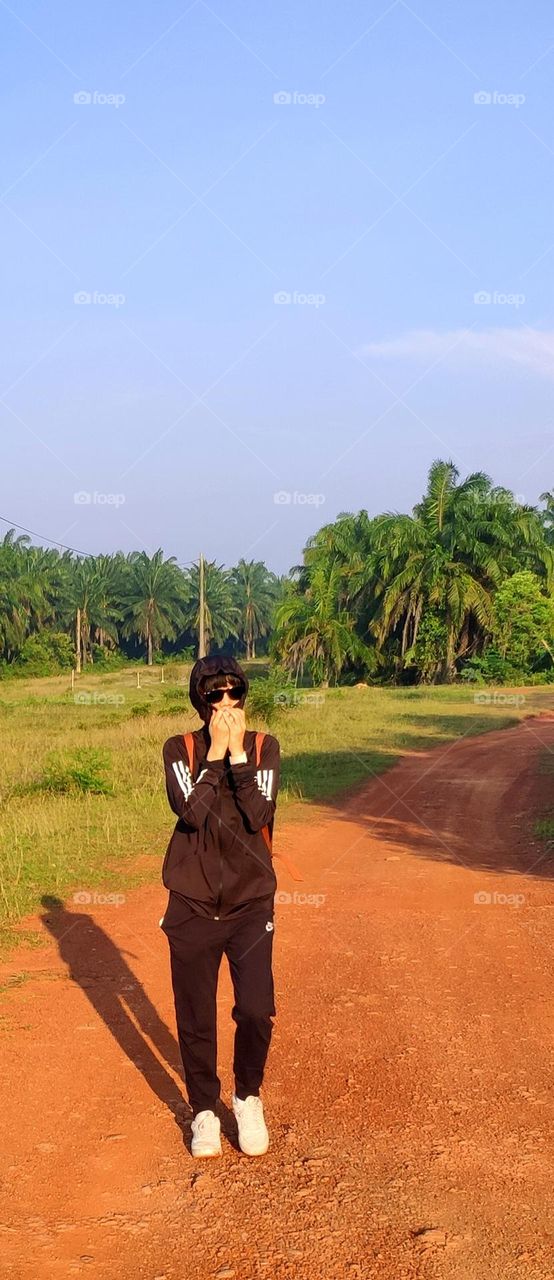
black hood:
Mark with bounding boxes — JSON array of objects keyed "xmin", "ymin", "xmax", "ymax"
[{"xmin": 189, "ymin": 654, "xmax": 249, "ymax": 724}]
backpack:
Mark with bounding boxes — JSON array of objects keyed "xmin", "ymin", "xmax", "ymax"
[{"xmin": 183, "ymin": 731, "xmax": 303, "ymax": 882}]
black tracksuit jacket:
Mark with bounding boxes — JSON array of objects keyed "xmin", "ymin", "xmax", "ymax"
[{"xmin": 162, "ymin": 724, "xmax": 279, "ymax": 920}]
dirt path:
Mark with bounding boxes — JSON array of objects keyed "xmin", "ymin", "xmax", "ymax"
[{"xmin": 1, "ymin": 714, "xmax": 554, "ymax": 1280}]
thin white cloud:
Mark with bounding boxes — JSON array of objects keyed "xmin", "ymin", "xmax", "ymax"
[{"xmin": 358, "ymin": 327, "xmax": 554, "ymax": 379}]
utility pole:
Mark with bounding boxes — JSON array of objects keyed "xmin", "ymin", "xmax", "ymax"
[{"xmin": 199, "ymin": 552, "xmax": 206, "ymax": 658}]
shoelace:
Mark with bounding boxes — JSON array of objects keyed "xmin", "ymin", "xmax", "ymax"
[
  {"xmin": 239, "ymin": 1097, "xmax": 264, "ymax": 1124},
  {"xmin": 195, "ymin": 1113, "xmax": 217, "ymax": 1133}
]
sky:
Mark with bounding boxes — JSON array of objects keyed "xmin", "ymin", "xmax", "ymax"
[{"xmin": 1, "ymin": 0, "xmax": 553, "ymax": 576}]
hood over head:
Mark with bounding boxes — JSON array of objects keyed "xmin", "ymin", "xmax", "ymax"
[{"xmin": 189, "ymin": 654, "xmax": 249, "ymax": 724}]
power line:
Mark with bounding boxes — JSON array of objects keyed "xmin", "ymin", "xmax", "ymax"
[
  {"xmin": 0, "ymin": 515, "xmax": 204, "ymax": 567},
  {"xmin": 0, "ymin": 515, "xmax": 95, "ymax": 558}
]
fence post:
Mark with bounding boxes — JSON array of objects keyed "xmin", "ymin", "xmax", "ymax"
[{"xmin": 136, "ymin": 671, "xmax": 141, "ymax": 689}]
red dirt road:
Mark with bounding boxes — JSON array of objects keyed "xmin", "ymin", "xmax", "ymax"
[{"xmin": 1, "ymin": 715, "xmax": 554, "ymax": 1280}]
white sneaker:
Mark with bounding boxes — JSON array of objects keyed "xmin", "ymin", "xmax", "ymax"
[
  {"xmin": 232, "ymin": 1093, "xmax": 269, "ymax": 1156},
  {"xmin": 190, "ymin": 1109, "xmax": 222, "ymax": 1157}
]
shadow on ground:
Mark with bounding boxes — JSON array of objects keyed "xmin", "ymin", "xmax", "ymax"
[{"xmin": 38, "ymin": 896, "xmax": 227, "ymax": 1153}]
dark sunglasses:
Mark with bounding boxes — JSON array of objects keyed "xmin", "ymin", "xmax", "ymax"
[{"xmin": 204, "ymin": 684, "xmax": 245, "ymax": 705}]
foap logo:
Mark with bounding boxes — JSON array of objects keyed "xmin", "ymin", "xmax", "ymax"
[
  {"xmin": 273, "ymin": 90, "xmax": 325, "ymax": 108},
  {"xmin": 275, "ymin": 890, "xmax": 326, "ymax": 907},
  {"xmin": 273, "ymin": 690, "xmax": 325, "ymax": 707},
  {"xmin": 273, "ymin": 290, "xmax": 325, "ymax": 308},
  {"xmin": 473, "ymin": 290, "xmax": 525, "ymax": 309},
  {"xmin": 265, "ymin": 920, "xmax": 274, "ymax": 932},
  {"xmin": 74, "ymin": 290, "xmax": 125, "ymax": 308},
  {"xmin": 74, "ymin": 491, "xmax": 126, "ymax": 508},
  {"xmin": 471, "ymin": 489, "xmax": 526, "ymax": 507},
  {"xmin": 74, "ymin": 692, "xmax": 125, "ymax": 706},
  {"xmin": 273, "ymin": 490, "xmax": 325, "ymax": 506},
  {"xmin": 473, "ymin": 691, "xmax": 525, "ymax": 707},
  {"xmin": 73, "ymin": 890, "xmax": 126, "ymax": 906},
  {"xmin": 474, "ymin": 890, "xmax": 525, "ymax": 906},
  {"xmin": 73, "ymin": 90, "xmax": 125, "ymax": 108},
  {"xmin": 473, "ymin": 89, "xmax": 525, "ymax": 108}
]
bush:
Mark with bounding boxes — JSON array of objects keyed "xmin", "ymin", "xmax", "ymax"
[
  {"xmin": 247, "ymin": 667, "xmax": 297, "ymax": 727},
  {"xmin": 492, "ymin": 571, "xmax": 554, "ymax": 672},
  {"xmin": 154, "ymin": 647, "xmax": 195, "ymax": 665},
  {"xmin": 90, "ymin": 647, "xmax": 127, "ymax": 672},
  {"xmin": 37, "ymin": 748, "xmax": 113, "ymax": 795},
  {"xmin": 404, "ymin": 613, "xmax": 448, "ymax": 683},
  {"xmin": 461, "ymin": 650, "xmax": 526, "ymax": 686},
  {"xmin": 13, "ymin": 632, "xmax": 75, "ymax": 677}
]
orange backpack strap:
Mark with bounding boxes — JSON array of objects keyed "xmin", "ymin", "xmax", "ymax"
[
  {"xmin": 255, "ymin": 734, "xmax": 271, "ymax": 852},
  {"xmin": 183, "ymin": 732, "xmax": 195, "ymax": 776},
  {"xmin": 255, "ymin": 732, "xmax": 303, "ymax": 883}
]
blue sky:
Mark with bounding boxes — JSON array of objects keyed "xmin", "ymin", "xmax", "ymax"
[{"xmin": 1, "ymin": 0, "xmax": 553, "ymax": 575}]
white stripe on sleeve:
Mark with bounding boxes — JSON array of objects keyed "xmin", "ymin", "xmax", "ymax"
[
  {"xmin": 256, "ymin": 767, "xmax": 274, "ymax": 800},
  {"xmin": 172, "ymin": 759, "xmax": 189, "ymax": 797}
]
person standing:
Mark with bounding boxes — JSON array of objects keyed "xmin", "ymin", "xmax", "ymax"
[{"xmin": 160, "ymin": 655, "xmax": 280, "ymax": 1157}]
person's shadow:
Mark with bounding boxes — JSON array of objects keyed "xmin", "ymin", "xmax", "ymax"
[{"xmin": 40, "ymin": 896, "xmax": 239, "ymax": 1154}]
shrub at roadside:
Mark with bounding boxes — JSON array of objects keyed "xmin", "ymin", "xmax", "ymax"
[
  {"xmin": 34, "ymin": 748, "xmax": 113, "ymax": 795},
  {"xmin": 247, "ymin": 667, "xmax": 298, "ymax": 726}
]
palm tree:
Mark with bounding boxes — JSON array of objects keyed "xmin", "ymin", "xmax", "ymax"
[
  {"xmin": 0, "ymin": 530, "xmax": 54, "ymax": 660},
  {"xmin": 273, "ymin": 561, "xmax": 373, "ymax": 686},
  {"xmin": 64, "ymin": 559, "xmax": 99, "ymax": 669},
  {"xmin": 296, "ymin": 511, "xmax": 374, "ymax": 612},
  {"xmin": 368, "ymin": 460, "xmax": 550, "ymax": 681},
  {"xmin": 122, "ymin": 550, "xmax": 187, "ymax": 665},
  {"xmin": 182, "ymin": 559, "xmax": 241, "ymax": 656},
  {"xmin": 89, "ymin": 554, "xmax": 123, "ymax": 651},
  {"xmin": 229, "ymin": 560, "xmax": 280, "ymax": 658}
]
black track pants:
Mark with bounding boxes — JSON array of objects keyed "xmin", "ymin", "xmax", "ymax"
[{"xmin": 161, "ymin": 893, "xmax": 276, "ymax": 1116}]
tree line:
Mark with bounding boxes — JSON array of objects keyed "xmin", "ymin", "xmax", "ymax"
[
  {"xmin": 274, "ymin": 461, "xmax": 554, "ymax": 685},
  {"xmin": 2, "ymin": 460, "xmax": 553, "ymax": 685},
  {"xmin": 0, "ymin": 544, "xmax": 283, "ymax": 673}
]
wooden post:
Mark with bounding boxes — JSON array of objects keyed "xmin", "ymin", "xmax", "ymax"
[
  {"xmin": 136, "ymin": 671, "xmax": 141, "ymax": 689},
  {"xmin": 161, "ymin": 666, "xmax": 165, "ymax": 684},
  {"xmin": 71, "ymin": 668, "xmax": 75, "ymax": 691}
]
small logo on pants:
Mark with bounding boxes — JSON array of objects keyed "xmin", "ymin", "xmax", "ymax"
[{"xmin": 265, "ymin": 921, "xmax": 274, "ymax": 931}]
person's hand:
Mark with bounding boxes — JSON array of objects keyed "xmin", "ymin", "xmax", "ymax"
[
  {"xmin": 223, "ymin": 706, "xmax": 246, "ymax": 756},
  {"xmin": 207, "ymin": 705, "xmax": 230, "ymax": 760}
]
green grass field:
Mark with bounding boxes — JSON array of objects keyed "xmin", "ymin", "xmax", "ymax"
[
  {"xmin": 0, "ymin": 664, "xmax": 552, "ymax": 951},
  {"xmin": 534, "ymin": 750, "xmax": 554, "ymax": 848}
]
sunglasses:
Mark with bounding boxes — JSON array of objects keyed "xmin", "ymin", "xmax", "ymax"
[{"xmin": 204, "ymin": 685, "xmax": 245, "ymax": 705}]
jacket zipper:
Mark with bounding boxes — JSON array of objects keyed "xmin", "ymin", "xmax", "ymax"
[{"xmin": 214, "ymin": 815, "xmax": 223, "ymax": 919}]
